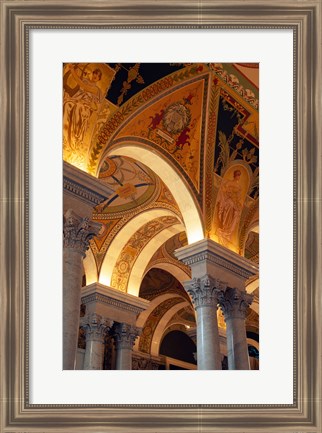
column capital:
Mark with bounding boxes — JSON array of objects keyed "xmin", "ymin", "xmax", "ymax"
[
  {"xmin": 63, "ymin": 209, "xmax": 101, "ymax": 256},
  {"xmin": 218, "ymin": 287, "xmax": 253, "ymax": 320},
  {"xmin": 80, "ymin": 313, "xmax": 113, "ymax": 343},
  {"xmin": 112, "ymin": 323, "xmax": 141, "ymax": 350},
  {"xmin": 185, "ymin": 275, "xmax": 227, "ymax": 310}
]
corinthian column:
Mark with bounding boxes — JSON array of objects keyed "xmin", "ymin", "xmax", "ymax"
[
  {"xmin": 112, "ymin": 323, "xmax": 140, "ymax": 370},
  {"xmin": 63, "ymin": 209, "xmax": 101, "ymax": 370},
  {"xmin": 81, "ymin": 313, "xmax": 113, "ymax": 370},
  {"xmin": 185, "ymin": 276, "xmax": 223, "ymax": 370},
  {"xmin": 218, "ymin": 288, "xmax": 253, "ymax": 370}
]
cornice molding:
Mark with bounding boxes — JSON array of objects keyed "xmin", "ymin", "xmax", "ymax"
[
  {"xmin": 175, "ymin": 238, "xmax": 258, "ymax": 280},
  {"xmin": 81, "ymin": 282, "xmax": 150, "ymax": 315},
  {"xmin": 63, "ymin": 161, "xmax": 113, "ymax": 205}
]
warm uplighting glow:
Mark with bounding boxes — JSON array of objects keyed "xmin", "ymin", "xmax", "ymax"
[
  {"xmin": 107, "ymin": 145, "xmax": 204, "ymax": 244},
  {"xmin": 83, "ymin": 248, "xmax": 98, "ymax": 284},
  {"xmin": 99, "ymin": 209, "xmax": 179, "ymax": 287},
  {"xmin": 127, "ymin": 224, "xmax": 184, "ymax": 296}
]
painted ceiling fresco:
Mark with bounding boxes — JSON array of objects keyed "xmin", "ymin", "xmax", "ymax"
[
  {"xmin": 139, "ymin": 268, "xmax": 190, "ymax": 301},
  {"xmin": 63, "ymin": 62, "xmax": 259, "ymax": 295},
  {"xmin": 96, "ymin": 155, "xmax": 157, "ymax": 214}
]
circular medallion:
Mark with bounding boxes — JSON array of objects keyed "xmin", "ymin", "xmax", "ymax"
[{"xmin": 162, "ymin": 102, "xmax": 191, "ymax": 134}]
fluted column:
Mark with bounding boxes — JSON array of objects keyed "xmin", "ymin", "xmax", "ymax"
[
  {"xmin": 63, "ymin": 209, "xmax": 101, "ymax": 370},
  {"xmin": 218, "ymin": 288, "xmax": 253, "ymax": 370},
  {"xmin": 112, "ymin": 323, "xmax": 140, "ymax": 370},
  {"xmin": 185, "ymin": 275, "xmax": 223, "ymax": 370},
  {"xmin": 81, "ymin": 313, "xmax": 113, "ymax": 370}
]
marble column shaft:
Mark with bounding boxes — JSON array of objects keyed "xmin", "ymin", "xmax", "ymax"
[
  {"xmin": 81, "ymin": 313, "xmax": 113, "ymax": 370},
  {"xmin": 63, "ymin": 209, "xmax": 101, "ymax": 370},
  {"xmin": 186, "ymin": 276, "xmax": 223, "ymax": 370},
  {"xmin": 218, "ymin": 287, "xmax": 253, "ymax": 370},
  {"xmin": 112, "ymin": 323, "xmax": 140, "ymax": 370}
]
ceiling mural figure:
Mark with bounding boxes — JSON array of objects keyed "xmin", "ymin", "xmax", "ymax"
[
  {"xmin": 63, "ymin": 63, "xmax": 259, "ymax": 371},
  {"xmin": 214, "ymin": 165, "xmax": 250, "ymax": 250},
  {"xmin": 63, "ymin": 62, "xmax": 116, "ymax": 170}
]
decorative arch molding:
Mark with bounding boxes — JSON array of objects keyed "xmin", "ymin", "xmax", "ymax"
[
  {"xmin": 134, "ymin": 293, "xmax": 186, "ymax": 351},
  {"xmin": 144, "ymin": 262, "xmax": 191, "ymax": 285},
  {"xmin": 127, "ymin": 224, "xmax": 185, "ymax": 296},
  {"xmin": 150, "ymin": 301, "xmax": 189, "ymax": 356},
  {"xmin": 106, "ymin": 143, "xmax": 204, "ymax": 244},
  {"xmin": 99, "ymin": 208, "xmax": 180, "ymax": 286}
]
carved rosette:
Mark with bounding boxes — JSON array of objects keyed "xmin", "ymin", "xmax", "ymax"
[
  {"xmin": 112, "ymin": 323, "xmax": 141, "ymax": 350},
  {"xmin": 63, "ymin": 209, "xmax": 101, "ymax": 256},
  {"xmin": 185, "ymin": 275, "xmax": 227, "ymax": 310},
  {"xmin": 218, "ymin": 287, "xmax": 253, "ymax": 320},
  {"xmin": 80, "ymin": 313, "xmax": 113, "ymax": 343}
]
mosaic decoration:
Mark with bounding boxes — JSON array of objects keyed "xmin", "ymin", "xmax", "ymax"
[
  {"xmin": 110, "ymin": 216, "xmax": 180, "ymax": 292},
  {"xmin": 88, "ymin": 64, "xmax": 205, "ymax": 174},
  {"xmin": 203, "ymin": 85, "xmax": 221, "ymax": 236},
  {"xmin": 63, "ymin": 63, "xmax": 116, "ymax": 171},
  {"xmin": 138, "ymin": 297, "xmax": 184, "ymax": 353},
  {"xmin": 145, "ymin": 232, "xmax": 190, "ymax": 278},
  {"xmin": 212, "ymin": 163, "xmax": 250, "ymax": 251},
  {"xmin": 210, "ymin": 63, "xmax": 259, "ymax": 109},
  {"xmin": 210, "ymin": 88, "xmax": 259, "ymax": 253},
  {"xmin": 96, "ymin": 155, "xmax": 157, "ymax": 214},
  {"xmin": 113, "ymin": 78, "xmax": 206, "ymax": 192}
]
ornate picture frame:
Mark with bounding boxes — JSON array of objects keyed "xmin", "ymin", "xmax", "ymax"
[{"xmin": 1, "ymin": 1, "xmax": 321, "ymax": 432}]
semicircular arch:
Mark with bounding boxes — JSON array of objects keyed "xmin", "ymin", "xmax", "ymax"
[
  {"xmin": 127, "ymin": 224, "xmax": 185, "ymax": 296},
  {"xmin": 144, "ymin": 262, "xmax": 191, "ymax": 285},
  {"xmin": 99, "ymin": 208, "xmax": 180, "ymax": 286},
  {"xmin": 104, "ymin": 142, "xmax": 204, "ymax": 244}
]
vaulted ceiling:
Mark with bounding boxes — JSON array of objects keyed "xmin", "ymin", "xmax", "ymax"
[{"xmin": 63, "ymin": 62, "xmax": 259, "ymax": 295}]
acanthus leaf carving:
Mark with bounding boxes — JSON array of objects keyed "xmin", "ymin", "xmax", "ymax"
[{"xmin": 63, "ymin": 209, "xmax": 101, "ymax": 256}]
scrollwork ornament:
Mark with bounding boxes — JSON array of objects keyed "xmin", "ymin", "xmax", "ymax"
[
  {"xmin": 80, "ymin": 313, "xmax": 113, "ymax": 343},
  {"xmin": 63, "ymin": 209, "xmax": 101, "ymax": 256},
  {"xmin": 112, "ymin": 323, "xmax": 141, "ymax": 350},
  {"xmin": 218, "ymin": 287, "xmax": 253, "ymax": 320},
  {"xmin": 186, "ymin": 275, "xmax": 226, "ymax": 309}
]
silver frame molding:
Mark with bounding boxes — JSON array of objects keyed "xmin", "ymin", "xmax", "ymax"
[{"xmin": 1, "ymin": 1, "xmax": 321, "ymax": 432}]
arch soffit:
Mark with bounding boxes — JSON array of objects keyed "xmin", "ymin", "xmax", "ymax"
[
  {"xmin": 99, "ymin": 208, "xmax": 180, "ymax": 286},
  {"xmin": 127, "ymin": 224, "xmax": 185, "ymax": 297},
  {"xmin": 144, "ymin": 262, "xmax": 191, "ymax": 285},
  {"xmin": 107, "ymin": 144, "xmax": 204, "ymax": 244},
  {"xmin": 83, "ymin": 246, "xmax": 98, "ymax": 285},
  {"xmin": 134, "ymin": 293, "xmax": 188, "ymax": 352},
  {"xmin": 150, "ymin": 301, "xmax": 189, "ymax": 357}
]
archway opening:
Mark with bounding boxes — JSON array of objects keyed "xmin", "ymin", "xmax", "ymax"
[
  {"xmin": 159, "ymin": 330, "xmax": 197, "ymax": 365},
  {"xmin": 106, "ymin": 145, "xmax": 204, "ymax": 244}
]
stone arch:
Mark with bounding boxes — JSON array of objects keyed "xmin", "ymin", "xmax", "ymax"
[
  {"xmin": 144, "ymin": 262, "xmax": 191, "ymax": 285},
  {"xmin": 151, "ymin": 301, "xmax": 189, "ymax": 356},
  {"xmin": 127, "ymin": 224, "xmax": 184, "ymax": 296},
  {"xmin": 105, "ymin": 143, "xmax": 204, "ymax": 244},
  {"xmin": 99, "ymin": 208, "xmax": 180, "ymax": 286}
]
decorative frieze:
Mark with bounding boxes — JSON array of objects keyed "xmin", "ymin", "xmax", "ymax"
[
  {"xmin": 63, "ymin": 177, "xmax": 106, "ymax": 205},
  {"xmin": 218, "ymin": 287, "xmax": 253, "ymax": 320},
  {"xmin": 81, "ymin": 292, "xmax": 148, "ymax": 316},
  {"xmin": 132, "ymin": 353, "xmax": 162, "ymax": 370},
  {"xmin": 63, "ymin": 209, "xmax": 101, "ymax": 256}
]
